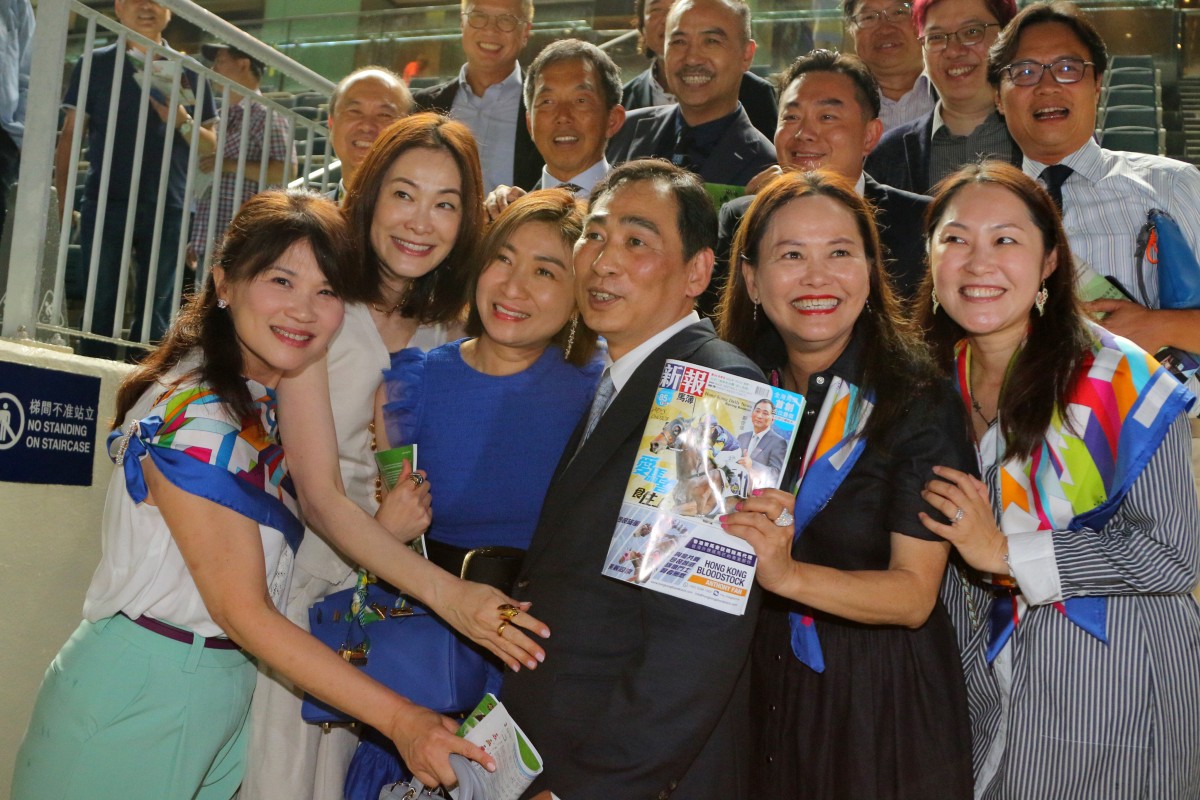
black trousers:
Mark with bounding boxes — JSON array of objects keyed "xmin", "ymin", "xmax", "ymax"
[{"xmin": 0, "ymin": 127, "xmax": 20, "ymax": 234}]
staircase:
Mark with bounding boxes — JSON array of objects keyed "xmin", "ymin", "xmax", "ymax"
[{"xmin": 1180, "ymin": 76, "xmax": 1200, "ymax": 167}]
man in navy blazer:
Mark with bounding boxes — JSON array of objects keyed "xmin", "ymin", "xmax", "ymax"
[
  {"xmin": 607, "ymin": 0, "xmax": 776, "ymax": 187},
  {"xmin": 411, "ymin": 0, "xmax": 544, "ymax": 191},
  {"xmin": 503, "ymin": 160, "xmax": 761, "ymax": 800},
  {"xmin": 736, "ymin": 398, "xmax": 788, "ymax": 485},
  {"xmin": 708, "ymin": 50, "xmax": 932, "ymax": 315},
  {"xmin": 622, "ymin": 0, "xmax": 777, "ymax": 140}
]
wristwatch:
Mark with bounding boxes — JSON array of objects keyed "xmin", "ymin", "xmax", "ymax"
[{"xmin": 178, "ymin": 116, "xmax": 194, "ymax": 139}]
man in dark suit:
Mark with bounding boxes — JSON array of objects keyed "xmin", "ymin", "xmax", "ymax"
[
  {"xmin": 622, "ymin": 0, "xmax": 777, "ymax": 140},
  {"xmin": 708, "ymin": 50, "xmax": 931, "ymax": 315},
  {"xmin": 503, "ymin": 159, "xmax": 762, "ymax": 800},
  {"xmin": 411, "ymin": 0, "xmax": 544, "ymax": 191},
  {"xmin": 607, "ymin": 0, "xmax": 776, "ymax": 188},
  {"xmin": 863, "ymin": 0, "xmax": 1020, "ymax": 195},
  {"xmin": 736, "ymin": 398, "xmax": 787, "ymax": 485}
]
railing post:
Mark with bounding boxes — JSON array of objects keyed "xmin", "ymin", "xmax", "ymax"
[{"xmin": 2, "ymin": 0, "xmax": 70, "ymax": 338}]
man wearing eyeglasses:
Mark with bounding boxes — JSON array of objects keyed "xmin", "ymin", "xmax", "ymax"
[
  {"xmin": 864, "ymin": 0, "xmax": 1019, "ymax": 194},
  {"xmin": 842, "ymin": 0, "xmax": 934, "ymax": 131},
  {"xmin": 412, "ymin": 0, "xmax": 544, "ymax": 192},
  {"xmin": 990, "ymin": 3, "xmax": 1200, "ymax": 377}
]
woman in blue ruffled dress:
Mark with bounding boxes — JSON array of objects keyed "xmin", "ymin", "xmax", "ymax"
[
  {"xmin": 243, "ymin": 115, "xmax": 554, "ymax": 800},
  {"xmin": 11, "ymin": 191, "xmax": 495, "ymax": 800},
  {"xmin": 347, "ymin": 188, "xmax": 604, "ymax": 796}
]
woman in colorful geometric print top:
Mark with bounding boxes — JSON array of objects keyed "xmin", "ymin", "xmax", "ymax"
[
  {"xmin": 918, "ymin": 161, "xmax": 1200, "ymax": 798},
  {"xmin": 11, "ymin": 191, "xmax": 496, "ymax": 800}
]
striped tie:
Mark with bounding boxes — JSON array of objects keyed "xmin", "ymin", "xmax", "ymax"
[{"xmin": 579, "ymin": 369, "xmax": 614, "ymax": 448}]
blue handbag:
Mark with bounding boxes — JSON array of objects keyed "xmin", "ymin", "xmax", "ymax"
[
  {"xmin": 301, "ymin": 574, "xmax": 491, "ymax": 724},
  {"xmin": 1136, "ymin": 208, "xmax": 1200, "ymax": 310}
]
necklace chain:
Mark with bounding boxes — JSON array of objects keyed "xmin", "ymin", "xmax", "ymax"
[{"xmin": 969, "ymin": 368, "xmax": 997, "ymax": 427}]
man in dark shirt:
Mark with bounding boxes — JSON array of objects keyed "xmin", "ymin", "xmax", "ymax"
[
  {"xmin": 707, "ymin": 50, "xmax": 931, "ymax": 315},
  {"xmin": 56, "ymin": 0, "xmax": 215, "ymax": 358},
  {"xmin": 607, "ymin": 0, "xmax": 776, "ymax": 188}
]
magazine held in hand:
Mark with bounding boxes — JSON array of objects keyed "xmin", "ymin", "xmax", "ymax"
[{"xmin": 602, "ymin": 360, "xmax": 804, "ymax": 615}]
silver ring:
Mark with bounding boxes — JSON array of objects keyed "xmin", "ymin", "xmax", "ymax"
[
  {"xmin": 774, "ymin": 509, "xmax": 795, "ymax": 528},
  {"xmin": 953, "ymin": 508, "xmax": 965, "ymax": 523},
  {"xmin": 409, "ymin": 472, "xmax": 425, "ymax": 487}
]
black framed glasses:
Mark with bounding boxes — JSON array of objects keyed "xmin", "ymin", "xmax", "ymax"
[
  {"xmin": 849, "ymin": 3, "xmax": 912, "ymax": 29},
  {"xmin": 919, "ymin": 22, "xmax": 1000, "ymax": 51},
  {"xmin": 1001, "ymin": 57, "xmax": 1095, "ymax": 86},
  {"xmin": 463, "ymin": 9, "xmax": 526, "ymax": 32}
]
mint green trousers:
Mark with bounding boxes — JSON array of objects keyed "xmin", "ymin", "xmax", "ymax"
[{"xmin": 12, "ymin": 615, "xmax": 256, "ymax": 800}]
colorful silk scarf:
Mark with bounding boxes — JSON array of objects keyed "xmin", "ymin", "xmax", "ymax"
[
  {"xmin": 787, "ymin": 376, "xmax": 874, "ymax": 673},
  {"xmin": 108, "ymin": 378, "xmax": 304, "ymax": 552},
  {"xmin": 956, "ymin": 323, "xmax": 1193, "ymax": 662}
]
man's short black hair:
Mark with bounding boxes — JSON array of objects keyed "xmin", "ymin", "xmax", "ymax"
[
  {"xmin": 523, "ymin": 39, "xmax": 624, "ymax": 111},
  {"xmin": 776, "ymin": 49, "xmax": 881, "ymax": 121},
  {"xmin": 588, "ymin": 159, "xmax": 717, "ymax": 262},
  {"xmin": 987, "ymin": 1, "xmax": 1108, "ymax": 87}
]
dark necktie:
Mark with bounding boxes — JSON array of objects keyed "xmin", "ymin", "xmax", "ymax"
[
  {"xmin": 556, "ymin": 182, "xmax": 584, "ymax": 196},
  {"xmin": 1039, "ymin": 164, "xmax": 1074, "ymax": 213},
  {"xmin": 671, "ymin": 126, "xmax": 694, "ymax": 170}
]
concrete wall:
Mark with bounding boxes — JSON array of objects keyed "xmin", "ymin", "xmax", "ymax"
[{"xmin": 0, "ymin": 341, "xmax": 132, "ymax": 798}]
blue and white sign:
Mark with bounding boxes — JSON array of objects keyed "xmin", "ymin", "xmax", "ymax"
[{"xmin": 0, "ymin": 361, "xmax": 102, "ymax": 486}]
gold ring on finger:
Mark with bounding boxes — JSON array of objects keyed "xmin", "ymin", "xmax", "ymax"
[
  {"xmin": 498, "ymin": 603, "xmax": 520, "ymax": 620},
  {"xmin": 497, "ymin": 620, "xmax": 509, "ymax": 637}
]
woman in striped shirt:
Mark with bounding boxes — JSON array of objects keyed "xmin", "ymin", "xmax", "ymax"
[{"xmin": 918, "ymin": 160, "xmax": 1200, "ymax": 799}]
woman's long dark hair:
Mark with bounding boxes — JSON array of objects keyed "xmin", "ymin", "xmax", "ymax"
[
  {"xmin": 716, "ymin": 169, "xmax": 938, "ymax": 443},
  {"xmin": 914, "ymin": 161, "xmax": 1091, "ymax": 457},
  {"xmin": 340, "ymin": 112, "xmax": 483, "ymax": 324},
  {"xmin": 112, "ymin": 190, "xmax": 354, "ymax": 428},
  {"xmin": 463, "ymin": 188, "xmax": 599, "ymax": 367}
]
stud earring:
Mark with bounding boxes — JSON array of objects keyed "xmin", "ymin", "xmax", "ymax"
[
  {"xmin": 1035, "ymin": 282, "xmax": 1049, "ymax": 316},
  {"xmin": 217, "ymin": 298, "xmax": 228, "ymax": 309}
]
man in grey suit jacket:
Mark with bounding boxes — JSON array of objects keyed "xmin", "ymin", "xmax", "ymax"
[
  {"xmin": 736, "ymin": 398, "xmax": 787, "ymax": 485},
  {"xmin": 606, "ymin": 0, "xmax": 776, "ymax": 187},
  {"xmin": 503, "ymin": 160, "xmax": 762, "ymax": 800}
]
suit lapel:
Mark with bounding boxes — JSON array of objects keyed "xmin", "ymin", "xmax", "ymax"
[
  {"xmin": 526, "ymin": 321, "xmax": 717, "ymax": 566},
  {"xmin": 703, "ymin": 108, "xmax": 754, "ymax": 185}
]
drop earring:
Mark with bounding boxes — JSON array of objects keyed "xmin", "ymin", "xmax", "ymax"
[
  {"xmin": 931, "ymin": 286, "xmax": 939, "ymax": 315},
  {"xmin": 752, "ymin": 300, "xmax": 759, "ymax": 323},
  {"xmin": 1035, "ymin": 282, "xmax": 1049, "ymax": 316},
  {"xmin": 563, "ymin": 313, "xmax": 578, "ymax": 359}
]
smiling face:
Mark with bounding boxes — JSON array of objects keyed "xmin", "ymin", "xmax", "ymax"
[
  {"xmin": 850, "ymin": 0, "xmax": 923, "ymax": 84},
  {"xmin": 643, "ymin": 0, "xmax": 677, "ymax": 57},
  {"xmin": 369, "ymin": 148, "xmax": 464, "ymax": 291},
  {"xmin": 996, "ymin": 22, "xmax": 1101, "ymax": 165},
  {"xmin": 462, "ymin": 0, "xmax": 531, "ymax": 80},
  {"xmin": 216, "ymin": 239, "xmax": 345, "ymax": 388},
  {"xmin": 528, "ymin": 58, "xmax": 626, "ymax": 183},
  {"xmin": 330, "ymin": 74, "xmax": 410, "ymax": 187},
  {"xmin": 114, "ymin": 0, "xmax": 170, "ymax": 43},
  {"xmin": 664, "ymin": 0, "xmax": 755, "ymax": 125},
  {"xmin": 743, "ymin": 195, "xmax": 870, "ymax": 368},
  {"xmin": 574, "ymin": 180, "xmax": 711, "ymax": 360},
  {"xmin": 750, "ymin": 399, "xmax": 773, "ymax": 433},
  {"xmin": 775, "ymin": 71, "xmax": 883, "ymax": 181},
  {"xmin": 922, "ymin": 0, "xmax": 1002, "ymax": 112},
  {"xmin": 930, "ymin": 182, "xmax": 1056, "ymax": 350},
  {"xmin": 476, "ymin": 221, "xmax": 577, "ymax": 354}
]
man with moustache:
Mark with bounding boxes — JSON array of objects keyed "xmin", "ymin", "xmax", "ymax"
[
  {"xmin": 607, "ymin": 0, "xmax": 776, "ymax": 188},
  {"xmin": 989, "ymin": 2, "xmax": 1200, "ymax": 373},
  {"xmin": 865, "ymin": 0, "xmax": 1019, "ymax": 194},
  {"xmin": 503, "ymin": 159, "xmax": 762, "ymax": 800},
  {"xmin": 842, "ymin": 0, "xmax": 934, "ymax": 130},
  {"xmin": 622, "ymin": 0, "xmax": 778, "ymax": 140},
  {"xmin": 327, "ymin": 67, "xmax": 411, "ymax": 201},
  {"xmin": 412, "ymin": 0, "xmax": 543, "ymax": 192},
  {"xmin": 483, "ymin": 39, "xmax": 625, "ymax": 220},
  {"xmin": 706, "ymin": 50, "xmax": 930, "ymax": 315}
]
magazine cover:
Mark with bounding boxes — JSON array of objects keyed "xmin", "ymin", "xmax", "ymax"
[{"xmin": 601, "ymin": 360, "xmax": 804, "ymax": 615}]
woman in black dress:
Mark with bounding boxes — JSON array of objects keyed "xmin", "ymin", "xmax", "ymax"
[{"xmin": 718, "ymin": 170, "xmax": 974, "ymax": 798}]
